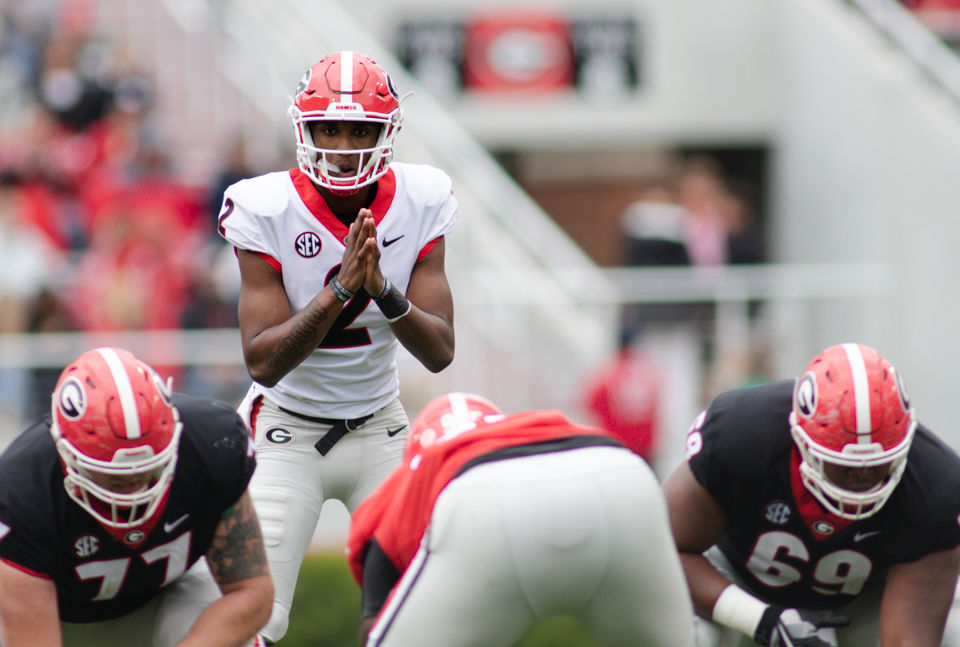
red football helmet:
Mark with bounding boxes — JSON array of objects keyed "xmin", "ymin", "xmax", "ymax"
[
  {"xmin": 790, "ymin": 343, "xmax": 915, "ymax": 520},
  {"xmin": 406, "ymin": 392, "xmax": 505, "ymax": 457},
  {"xmin": 50, "ymin": 347, "xmax": 182, "ymax": 529},
  {"xmin": 288, "ymin": 50, "xmax": 404, "ymax": 194}
]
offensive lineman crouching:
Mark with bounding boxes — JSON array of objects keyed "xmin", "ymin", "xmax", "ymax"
[
  {"xmin": 347, "ymin": 392, "xmax": 695, "ymax": 647},
  {"xmin": 0, "ymin": 347, "xmax": 273, "ymax": 647},
  {"xmin": 663, "ymin": 343, "xmax": 960, "ymax": 647}
]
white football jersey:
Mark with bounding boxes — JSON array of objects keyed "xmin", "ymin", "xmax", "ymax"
[{"xmin": 219, "ymin": 163, "xmax": 458, "ymax": 418}]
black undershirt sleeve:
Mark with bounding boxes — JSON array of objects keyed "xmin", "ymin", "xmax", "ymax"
[{"xmin": 361, "ymin": 538, "xmax": 401, "ymax": 619}]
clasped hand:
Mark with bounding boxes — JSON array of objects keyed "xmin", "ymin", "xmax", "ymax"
[{"xmin": 338, "ymin": 208, "xmax": 385, "ymax": 296}]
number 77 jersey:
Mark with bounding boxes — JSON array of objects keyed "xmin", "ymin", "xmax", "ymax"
[
  {"xmin": 684, "ymin": 379, "xmax": 960, "ymax": 610},
  {"xmin": 0, "ymin": 394, "xmax": 256, "ymax": 622},
  {"xmin": 217, "ymin": 163, "xmax": 458, "ymax": 420}
]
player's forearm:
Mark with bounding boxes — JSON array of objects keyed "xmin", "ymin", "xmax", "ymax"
[
  {"xmin": 0, "ymin": 618, "xmax": 62, "ymax": 647},
  {"xmin": 391, "ymin": 309, "xmax": 454, "ymax": 373},
  {"xmin": 678, "ymin": 552, "xmax": 736, "ymax": 618},
  {"xmin": 878, "ymin": 549, "xmax": 960, "ymax": 647},
  {"xmin": 0, "ymin": 565, "xmax": 62, "ymax": 647},
  {"xmin": 175, "ymin": 576, "xmax": 274, "ymax": 647},
  {"xmin": 244, "ymin": 293, "xmax": 342, "ymax": 386}
]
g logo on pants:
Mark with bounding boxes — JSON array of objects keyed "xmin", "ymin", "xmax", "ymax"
[{"xmin": 265, "ymin": 427, "xmax": 294, "ymax": 446}]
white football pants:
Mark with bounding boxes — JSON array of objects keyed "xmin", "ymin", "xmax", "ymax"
[
  {"xmin": 368, "ymin": 446, "xmax": 695, "ymax": 647},
  {"xmin": 246, "ymin": 394, "xmax": 407, "ymax": 643}
]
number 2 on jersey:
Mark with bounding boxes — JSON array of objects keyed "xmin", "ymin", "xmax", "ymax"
[{"xmin": 321, "ymin": 265, "xmax": 371, "ymax": 348}]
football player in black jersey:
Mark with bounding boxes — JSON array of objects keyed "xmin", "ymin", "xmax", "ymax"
[
  {"xmin": 0, "ymin": 347, "xmax": 273, "ymax": 647},
  {"xmin": 663, "ymin": 343, "xmax": 960, "ymax": 647}
]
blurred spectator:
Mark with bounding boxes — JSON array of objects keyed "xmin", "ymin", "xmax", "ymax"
[
  {"xmin": 581, "ymin": 341, "xmax": 661, "ymax": 462},
  {"xmin": 0, "ymin": 171, "xmax": 69, "ymax": 430},
  {"xmin": 180, "ymin": 273, "xmax": 237, "ymax": 331},
  {"xmin": 66, "ymin": 192, "xmax": 195, "ymax": 331},
  {"xmin": 22, "ymin": 286, "xmax": 77, "ymax": 423},
  {"xmin": 723, "ymin": 178, "xmax": 765, "ymax": 265},
  {"xmin": 34, "ymin": 22, "xmax": 112, "ymax": 132},
  {"xmin": 206, "ymin": 138, "xmax": 255, "ymax": 235},
  {"xmin": 621, "ymin": 180, "xmax": 691, "ymax": 268},
  {"xmin": 618, "ymin": 178, "xmax": 707, "ymax": 341},
  {"xmin": 0, "ymin": 172, "xmax": 66, "ymax": 333},
  {"xmin": 676, "ymin": 154, "xmax": 731, "ymax": 266}
]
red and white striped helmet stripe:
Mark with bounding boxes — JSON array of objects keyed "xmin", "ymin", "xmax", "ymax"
[
  {"xmin": 340, "ymin": 50, "xmax": 355, "ymax": 95},
  {"xmin": 96, "ymin": 347, "xmax": 142, "ymax": 440},
  {"xmin": 446, "ymin": 391, "xmax": 476, "ymax": 432},
  {"xmin": 841, "ymin": 342, "xmax": 872, "ymax": 441}
]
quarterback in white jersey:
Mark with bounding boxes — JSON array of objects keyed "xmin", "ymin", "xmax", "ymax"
[{"xmin": 217, "ymin": 51, "xmax": 457, "ymax": 645}]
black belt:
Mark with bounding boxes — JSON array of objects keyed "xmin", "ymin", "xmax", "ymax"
[{"xmin": 278, "ymin": 406, "xmax": 374, "ymax": 456}]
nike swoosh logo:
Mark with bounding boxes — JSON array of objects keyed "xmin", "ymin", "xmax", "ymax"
[
  {"xmin": 383, "ymin": 235, "xmax": 405, "ymax": 247},
  {"xmin": 386, "ymin": 425, "xmax": 407, "ymax": 437},
  {"xmin": 164, "ymin": 514, "xmax": 189, "ymax": 533},
  {"xmin": 853, "ymin": 530, "xmax": 881, "ymax": 542}
]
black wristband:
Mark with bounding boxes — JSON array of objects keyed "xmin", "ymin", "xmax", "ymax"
[
  {"xmin": 376, "ymin": 280, "xmax": 411, "ymax": 321},
  {"xmin": 754, "ymin": 605, "xmax": 784, "ymax": 647}
]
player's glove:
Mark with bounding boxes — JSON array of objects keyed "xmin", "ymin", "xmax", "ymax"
[{"xmin": 753, "ymin": 606, "xmax": 851, "ymax": 647}]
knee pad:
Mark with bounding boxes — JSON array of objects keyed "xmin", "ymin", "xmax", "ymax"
[
  {"xmin": 251, "ymin": 487, "xmax": 291, "ymax": 548},
  {"xmin": 260, "ymin": 601, "xmax": 290, "ymax": 644}
]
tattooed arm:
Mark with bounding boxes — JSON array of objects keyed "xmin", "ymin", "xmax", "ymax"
[
  {"xmin": 175, "ymin": 491, "xmax": 273, "ymax": 647},
  {"xmin": 236, "ymin": 211, "xmax": 375, "ymax": 387}
]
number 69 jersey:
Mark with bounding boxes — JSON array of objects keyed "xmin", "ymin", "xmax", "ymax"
[
  {"xmin": 0, "ymin": 394, "xmax": 256, "ymax": 623},
  {"xmin": 686, "ymin": 379, "xmax": 960, "ymax": 610}
]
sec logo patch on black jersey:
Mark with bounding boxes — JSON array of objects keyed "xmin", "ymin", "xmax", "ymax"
[
  {"xmin": 764, "ymin": 501, "xmax": 791, "ymax": 525},
  {"xmin": 73, "ymin": 535, "xmax": 100, "ymax": 558}
]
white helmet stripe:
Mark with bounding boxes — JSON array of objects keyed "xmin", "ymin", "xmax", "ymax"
[
  {"xmin": 96, "ymin": 347, "xmax": 142, "ymax": 439},
  {"xmin": 448, "ymin": 392, "xmax": 470, "ymax": 428},
  {"xmin": 341, "ymin": 50, "xmax": 355, "ymax": 95},
  {"xmin": 842, "ymin": 342, "xmax": 872, "ymax": 440}
]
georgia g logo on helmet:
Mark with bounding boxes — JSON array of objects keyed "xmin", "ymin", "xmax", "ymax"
[
  {"xmin": 385, "ymin": 72, "xmax": 400, "ymax": 102},
  {"xmin": 57, "ymin": 377, "xmax": 87, "ymax": 420},
  {"xmin": 148, "ymin": 368, "xmax": 174, "ymax": 406},
  {"xmin": 893, "ymin": 367, "xmax": 910, "ymax": 413},
  {"xmin": 294, "ymin": 68, "xmax": 312, "ymax": 98},
  {"xmin": 794, "ymin": 371, "xmax": 818, "ymax": 419}
]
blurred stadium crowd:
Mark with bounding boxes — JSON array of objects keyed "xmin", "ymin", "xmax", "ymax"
[{"xmin": 0, "ymin": 0, "xmax": 248, "ymax": 424}]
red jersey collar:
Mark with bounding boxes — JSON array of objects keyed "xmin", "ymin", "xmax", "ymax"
[{"xmin": 289, "ymin": 168, "xmax": 397, "ymax": 240}]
